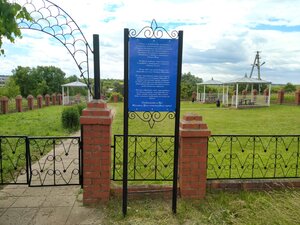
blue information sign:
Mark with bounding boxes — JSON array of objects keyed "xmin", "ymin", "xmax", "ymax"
[{"xmin": 129, "ymin": 38, "xmax": 179, "ymax": 112}]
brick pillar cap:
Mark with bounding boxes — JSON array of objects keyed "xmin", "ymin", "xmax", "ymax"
[
  {"xmin": 57, "ymin": 93, "xmax": 62, "ymax": 96},
  {"xmin": 27, "ymin": 95, "xmax": 34, "ymax": 99},
  {"xmin": 183, "ymin": 113, "xmax": 202, "ymax": 121},
  {"xmin": 52, "ymin": 93, "xmax": 56, "ymax": 96},
  {"xmin": 15, "ymin": 95, "xmax": 22, "ymax": 99},
  {"xmin": 37, "ymin": 95, "xmax": 43, "ymax": 98},
  {"xmin": 45, "ymin": 94, "xmax": 50, "ymax": 97},
  {"xmin": 87, "ymin": 99, "xmax": 107, "ymax": 109},
  {"xmin": 1, "ymin": 96, "xmax": 8, "ymax": 101}
]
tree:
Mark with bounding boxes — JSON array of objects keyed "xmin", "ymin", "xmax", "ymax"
[
  {"xmin": 0, "ymin": 76, "xmax": 20, "ymax": 97},
  {"xmin": 181, "ymin": 72, "xmax": 202, "ymax": 99},
  {"xmin": 284, "ymin": 82, "xmax": 296, "ymax": 93},
  {"xmin": 0, "ymin": 0, "xmax": 32, "ymax": 55},
  {"xmin": 12, "ymin": 65, "xmax": 66, "ymax": 97},
  {"xmin": 11, "ymin": 66, "xmax": 31, "ymax": 96}
]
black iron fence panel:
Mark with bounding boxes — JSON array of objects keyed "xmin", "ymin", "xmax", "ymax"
[
  {"xmin": 0, "ymin": 136, "xmax": 28, "ymax": 185},
  {"xmin": 112, "ymin": 135, "xmax": 174, "ymax": 181},
  {"xmin": 28, "ymin": 137, "xmax": 82, "ymax": 186},
  {"xmin": 0, "ymin": 136, "xmax": 82, "ymax": 186},
  {"xmin": 208, "ymin": 135, "xmax": 300, "ymax": 179}
]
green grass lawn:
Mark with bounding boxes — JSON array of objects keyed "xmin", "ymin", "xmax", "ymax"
[
  {"xmin": 0, "ymin": 105, "xmax": 74, "ymax": 136},
  {"xmin": 99, "ymin": 188, "xmax": 300, "ymax": 225},
  {"xmin": 110, "ymin": 102, "xmax": 300, "ymax": 135}
]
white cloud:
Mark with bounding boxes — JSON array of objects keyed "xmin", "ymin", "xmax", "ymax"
[{"xmin": 1, "ymin": 0, "xmax": 300, "ymax": 84}]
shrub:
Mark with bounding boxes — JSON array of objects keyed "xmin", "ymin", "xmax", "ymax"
[
  {"xmin": 61, "ymin": 106, "xmax": 80, "ymax": 131},
  {"xmin": 76, "ymin": 103, "xmax": 86, "ymax": 116}
]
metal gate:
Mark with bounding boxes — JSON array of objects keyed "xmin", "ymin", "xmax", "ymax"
[{"xmin": 0, "ymin": 135, "xmax": 82, "ymax": 187}]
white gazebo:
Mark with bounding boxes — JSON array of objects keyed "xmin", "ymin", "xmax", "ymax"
[
  {"xmin": 223, "ymin": 76, "xmax": 272, "ymax": 108},
  {"xmin": 196, "ymin": 78, "xmax": 224, "ymax": 103},
  {"xmin": 61, "ymin": 81, "xmax": 92, "ymax": 105}
]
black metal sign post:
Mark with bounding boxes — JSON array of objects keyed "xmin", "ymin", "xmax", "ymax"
[
  {"xmin": 93, "ymin": 34, "xmax": 101, "ymax": 99},
  {"xmin": 123, "ymin": 20, "xmax": 183, "ymax": 216},
  {"xmin": 172, "ymin": 30, "xmax": 183, "ymax": 213},
  {"xmin": 123, "ymin": 28, "xmax": 129, "ymax": 216}
]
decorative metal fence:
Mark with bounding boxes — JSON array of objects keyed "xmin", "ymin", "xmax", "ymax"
[
  {"xmin": 0, "ymin": 136, "xmax": 28, "ymax": 184},
  {"xmin": 112, "ymin": 135, "xmax": 174, "ymax": 181},
  {"xmin": 0, "ymin": 136, "xmax": 82, "ymax": 186},
  {"xmin": 208, "ymin": 135, "xmax": 300, "ymax": 179}
]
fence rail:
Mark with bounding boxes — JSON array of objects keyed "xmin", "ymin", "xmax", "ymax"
[
  {"xmin": 0, "ymin": 135, "xmax": 82, "ymax": 186},
  {"xmin": 208, "ymin": 135, "xmax": 300, "ymax": 179},
  {"xmin": 112, "ymin": 134, "xmax": 175, "ymax": 181}
]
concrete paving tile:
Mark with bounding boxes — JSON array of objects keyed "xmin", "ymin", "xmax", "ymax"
[
  {"xmin": 0, "ymin": 208, "xmax": 7, "ymax": 216},
  {"xmin": 1, "ymin": 185, "xmax": 27, "ymax": 189},
  {"xmin": 42, "ymin": 194, "xmax": 76, "ymax": 207},
  {"xmin": 11, "ymin": 196, "xmax": 46, "ymax": 208},
  {"xmin": 1, "ymin": 187, "xmax": 26, "ymax": 196},
  {"xmin": 22, "ymin": 187, "xmax": 52, "ymax": 196},
  {"xmin": 49, "ymin": 186, "xmax": 81, "ymax": 196},
  {"xmin": 0, "ymin": 194, "xmax": 18, "ymax": 208},
  {"xmin": 0, "ymin": 207, "xmax": 38, "ymax": 225},
  {"xmin": 30, "ymin": 207, "xmax": 72, "ymax": 225},
  {"xmin": 65, "ymin": 207, "xmax": 104, "ymax": 225}
]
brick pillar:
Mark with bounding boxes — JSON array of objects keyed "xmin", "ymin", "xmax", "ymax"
[
  {"xmin": 80, "ymin": 100, "xmax": 113, "ymax": 204},
  {"xmin": 15, "ymin": 95, "xmax": 23, "ymax": 112},
  {"xmin": 0, "ymin": 96, "xmax": 9, "ymax": 114},
  {"xmin": 179, "ymin": 114, "xmax": 211, "ymax": 199},
  {"xmin": 252, "ymin": 89, "xmax": 257, "ymax": 102},
  {"xmin": 37, "ymin": 95, "xmax": 43, "ymax": 108},
  {"xmin": 113, "ymin": 94, "xmax": 118, "ymax": 103},
  {"xmin": 57, "ymin": 93, "xmax": 62, "ymax": 105},
  {"xmin": 45, "ymin": 94, "xmax": 50, "ymax": 106},
  {"xmin": 278, "ymin": 89, "xmax": 284, "ymax": 104},
  {"xmin": 295, "ymin": 90, "xmax": 300, "ymax": 105},
  {"xmin": 27, "ymin": 95, "xmax": 34, "ymax": 110},
  {"xmin": 52, "ymin": 94, "xmax": 56, "ymax": 105},
  {"xmin": 192, "ymin": 91, "xmax": 196, "ymax": 102},
  {"xmin": 264, "ymin": 88, "xmax": 269, "ymax": 103}
]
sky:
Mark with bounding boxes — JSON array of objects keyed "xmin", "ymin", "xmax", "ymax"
[{"xmin": 1, "ymin": 0, "xmax": 300, "ymax": 84}]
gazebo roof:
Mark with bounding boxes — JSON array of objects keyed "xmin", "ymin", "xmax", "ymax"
[
  {"xmin": 197, "ymin": 78, "xmax": 223, "ymax": 85},
  {"xmin": 61, "ymin": 81, "xmax": 87, "ymax": 87},
  {"xmin": 224, "ymin": 77, "xmax": 271, "ymax": 85}
]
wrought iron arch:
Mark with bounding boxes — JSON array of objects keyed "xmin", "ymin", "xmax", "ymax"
[{"xmin": 16, "ymin": 0, "xmax": 94, "ymax": 97}]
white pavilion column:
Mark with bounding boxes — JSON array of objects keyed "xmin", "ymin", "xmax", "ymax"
[
  {"xmin": 196, "ymin": 84, "xmax": 199, "ymax": 101},
  {"xmin": 236, "ymin": 84, "xmax": 239, "ymax": 108},
  {"xmin": 203, "ymin": 85, "xmax": 206, "ymax": 103},
  {"xmin": 268, "ymin": 84, "xmax": 271, "ymax": 106},
  {"xmin": 62, "ymin": 87, "xmax": 65, "ymax": 105},
  {"xmin": 67, "ymin": 87, "xmax": 69, "ymax": 104},
  {"xmin": 226, "ymin": 85, "xmax": 229, "ymax": 106},
  {"xmin": 222, "ymin": 85, "xmax": 225, "ymax": 104}
]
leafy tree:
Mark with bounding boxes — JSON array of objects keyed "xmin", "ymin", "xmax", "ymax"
[
  {"xmin": 12, "ymin": 66, "xmax": 66, "ymax": 97},
  {"xmin": 0, "ymin": 76, "xmax": 20, "ymax": 97},
  {"xmin": 181, "ymin": 72, "xmax": 202, "ymax": 99},
  {"xmin": 0, "ymin": 0, "xmax": 32, "ymax": 55},
  {"xmin": 11, "ymin": 66, "xmax": 31, "ymax": 96},
  {"xmin": 113, "ymin": 81, "xmax": 124, "ymax": 96},
  {"xmin": 284, "ymin": 82, "xmax": 296, "ymax": 93}
]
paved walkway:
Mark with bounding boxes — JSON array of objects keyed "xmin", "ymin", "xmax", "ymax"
[
  {"xmin": 0, "ymin": 185, "xmax": 104, "ymax": 225},
  {"xmin": 0, "ymin": 134, "xmax": 105, "ymax": 225}
]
